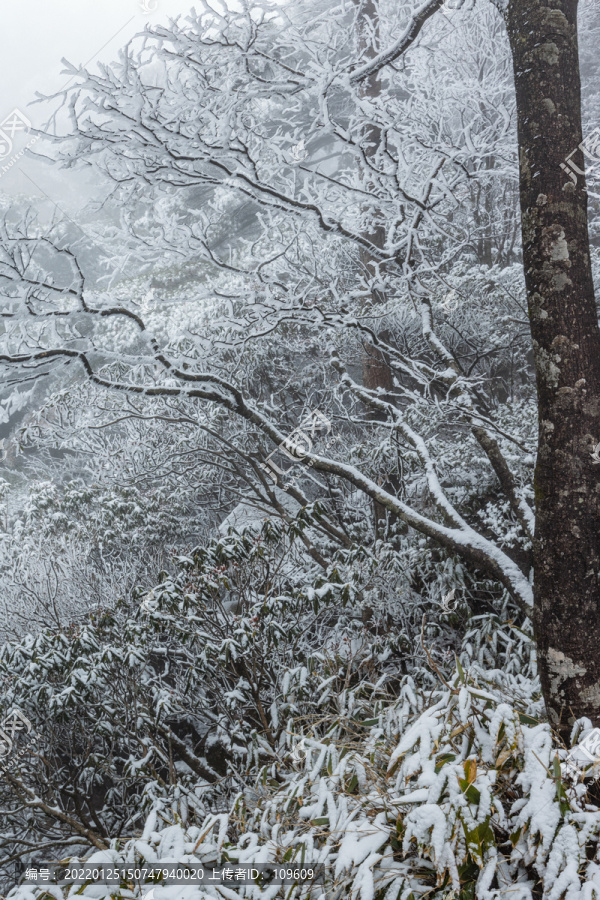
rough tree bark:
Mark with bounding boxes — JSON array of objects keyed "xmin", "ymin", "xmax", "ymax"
[
  {"xmin": 504, "ymin": 0, "xmax": 600, "ymax": 732},
  {"xmin": 354, "ymin": 0, "xmax": 600, "ymax": 728}
]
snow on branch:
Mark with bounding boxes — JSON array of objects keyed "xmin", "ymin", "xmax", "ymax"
[{"xmin": 348, "ymin": 0, "xmax": 446, "ymax": 85}]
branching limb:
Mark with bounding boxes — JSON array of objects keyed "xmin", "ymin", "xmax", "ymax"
[{"xmin": 348, "ymin": 0, "xmax": 446, "ymax": 85}]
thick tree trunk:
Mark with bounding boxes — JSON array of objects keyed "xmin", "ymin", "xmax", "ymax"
[{"xmin": 505, "ymin": 0, "xmax": 600, "ymax": 731}]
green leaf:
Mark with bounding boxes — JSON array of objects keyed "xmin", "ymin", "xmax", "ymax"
[
  {"xmin": 345, "ymin": 774, "xmax": 359, "ymax": 793},
  {"xmin": 435, "ymin": 752, "xmax": 457, "ymax": 773},
  {"xmin": 509, "ymin": 827, "xmax": 522, "ymax": 847},
  {"xmin": 552, "ymin": 755, "xmax": 571, "ymax": 815},
  {"xmin": 459, "ymin": 777, "xmax": 481, "ymax": 804},
  {"xmin": 465, "ymin": 784, "xmax": 481, "ymax": 804},
  {"xmin": 518, "ymin": 713, "xmax": 539, "ymax": 726},
  {"xmin": 473, "ymin": 820, "xmax": 494, "ymax": 847}
]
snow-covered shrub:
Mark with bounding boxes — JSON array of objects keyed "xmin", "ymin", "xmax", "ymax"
[
  {"xmin": 0, "ymin": 474, "xmax": 204, "ymax": 640},
  {"xmin": 10, "ymin": 609, "xmax": 600, "ymax": 900},
  {"xmin": 5, "ymin": 515, "xmax": 600, "ymax": 899},
  {"xmin": 0, "ymin": 518, "xmax": 416, "ymax": 888}
]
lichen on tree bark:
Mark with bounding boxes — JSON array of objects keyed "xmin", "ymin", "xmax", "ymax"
[{"xmin": 505, "ymin": 0, "xmax": 600, "ymax": 731}]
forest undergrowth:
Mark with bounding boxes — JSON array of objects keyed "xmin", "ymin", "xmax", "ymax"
[{"xmin": 1, "ymin": 516, "xmax": 599, "ymax": 900}]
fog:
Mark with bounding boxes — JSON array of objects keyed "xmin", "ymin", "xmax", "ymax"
[{"xmin": 0, "ymin": 0, "xmax": 193, "ymax": 209}]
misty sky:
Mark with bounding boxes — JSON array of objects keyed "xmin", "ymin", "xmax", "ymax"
[{"xmin": 0, "ymin": 0, "xmax": 193, "ymax": 210}]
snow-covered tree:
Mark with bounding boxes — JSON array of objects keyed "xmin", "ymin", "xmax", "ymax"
[
  {"xmin": 1, "ymin": 0, "xmax": 600, "ymax": 894},
  {"xmin": 0, "ymin": 0, "xmax": 533, "ymax": 601}
]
